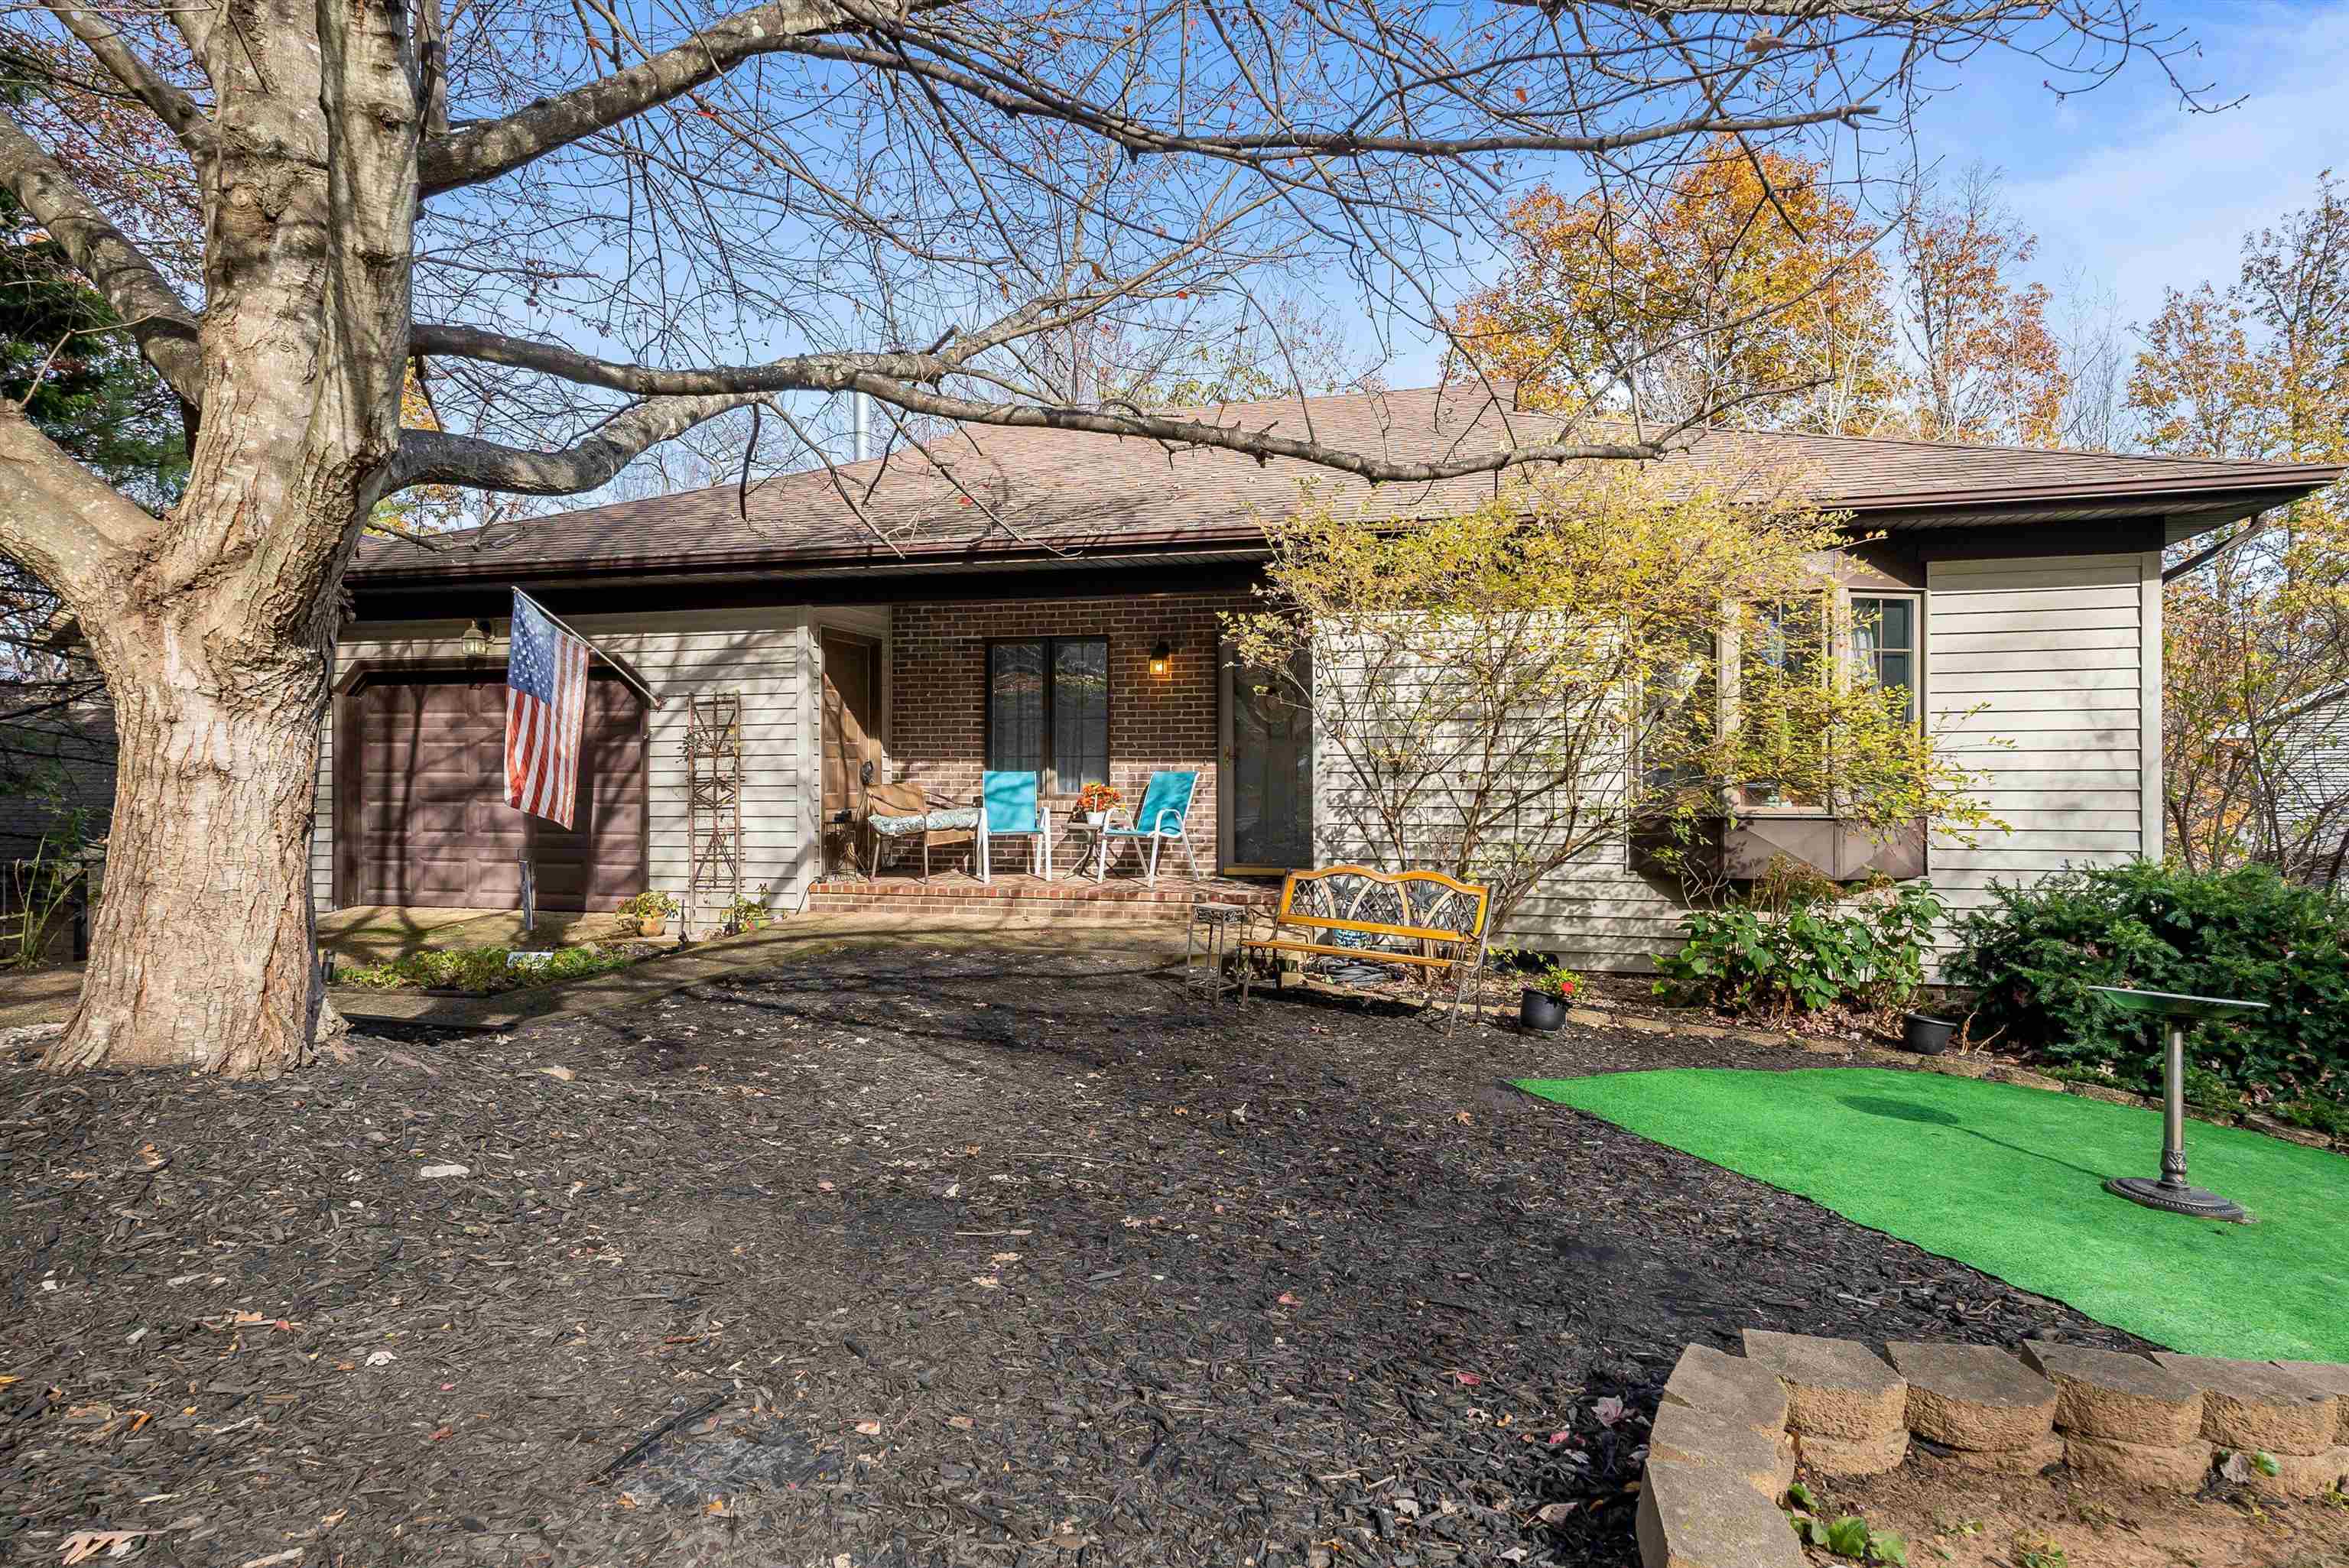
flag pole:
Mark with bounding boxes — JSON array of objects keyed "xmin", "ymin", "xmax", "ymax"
[{"xmin": 512, "ymin": 589, "xmax": 664, "ymax": 709}]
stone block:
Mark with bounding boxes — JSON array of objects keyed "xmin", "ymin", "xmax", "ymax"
[
  {"xmin": 1648, "ymin": 1401, "xmax": 1796, "ymax": 1499},
  {"xmin": 2231, "ymin": 1444, "xmax": 2349, "ymax": 1499},
  {"xmin": 2063, "ymin": 1433, "xmax": 2215, "ymax": 1492},
  {"xmin": 1793, "ymin": 1426, "xmax": 1909, "ymax": 1477},
  {"xmin": 1743, "ymin": 1330, "xmax": 1906, "ymax": 1442},
  {"xmin": 1660, "ymin": 1344, "xmax": 1790, "ymax": 1439},
  {"xmin": 1636, "ymin": 1459, "xmax": 1806, "ymax": 1568},
  {"xmin": 1564, "ymin": 1008, "xmax": 1609, "ymax": 1028},
  {"xmin": 2274, "ymin": 1362, "xmax": 2349, "ymax": 1444},
  {"xmin": 1889, "ymin": 1342, "xmax": 2058, "ymax": 1451},
  {"xmin": 1926, "ymin": 1432, "xmax": 2066, "ymax": 1475},
  {"xmin": 2022, "ymin": 1342, "xmax": 2203, "ymax": 1446},
  {"xmin": 2153, "ymin": 1353, "xmax": 2342, "ymax": 1455}
]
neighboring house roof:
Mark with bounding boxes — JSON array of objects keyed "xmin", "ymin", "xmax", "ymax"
[
  {"xmin": 0, "ymin": 684, "xmax": 115, "ymax": 858},
  {"xmin": 351, "ymin": 384, "xmax": 2346, "ymax": 586}
]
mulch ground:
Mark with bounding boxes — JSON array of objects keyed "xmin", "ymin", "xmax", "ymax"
[{"xmin": 1, "ymin": 948, "xmax": 2148, "ymax": 1568}]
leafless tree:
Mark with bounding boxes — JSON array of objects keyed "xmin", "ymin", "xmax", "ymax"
[{"xmin": 0, "ymin": 0, "xmax": 2208, "ymax": 1074}]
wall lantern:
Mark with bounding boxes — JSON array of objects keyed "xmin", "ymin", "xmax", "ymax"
[
  {"xmin": 463, "ymin": 618, "xmax": 492, "ymax": 658},
  {"xmin": 1149, "ymin": 639, "xmax": 1174, "ymax": 678}
]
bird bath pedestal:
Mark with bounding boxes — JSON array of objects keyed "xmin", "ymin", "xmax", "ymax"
[{"xmin": 2087, "ymin": 985, "xmax": 2266, "ymax": 1223}]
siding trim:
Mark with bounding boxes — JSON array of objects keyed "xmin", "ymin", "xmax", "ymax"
[{"xmin": 2141, "ymin": 545, "xmax": 2163, "ymax": 861}]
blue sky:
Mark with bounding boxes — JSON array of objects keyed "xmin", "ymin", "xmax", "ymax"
[{"xmin": 1912, "ymin": 0, "xmax": 2349, "ymax": 329}]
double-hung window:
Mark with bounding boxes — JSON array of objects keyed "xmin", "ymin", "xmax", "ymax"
[
  {"xmin": 1850, "ymin": 595, "xmax": 1918, "ymax": 722},
  {"xmin": 986, "ymin": 638, "xmax": 1109, "ymax": 791}
]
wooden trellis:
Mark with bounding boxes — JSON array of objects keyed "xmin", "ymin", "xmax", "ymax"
[{"xmin": 684, "ymin": 692, "xmax": 743, "ymax": 935}]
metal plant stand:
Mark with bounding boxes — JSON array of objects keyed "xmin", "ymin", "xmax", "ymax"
[
  {"xmin": 684, "ymin": 693, "xmax": 744, "ymax": 938},
  {"xmin": 2088, "ymin": 985, "xmax": 2266, "ymax": 1223},
  {"xmin": 1186, "ymin": 894, "xmax": 1252, "ymax": 998}
]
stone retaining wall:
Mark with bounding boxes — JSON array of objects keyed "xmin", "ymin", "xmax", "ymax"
[{"xmin": 1638, "ymin": 1335, "xmax": 2349, "ymax": 1568}]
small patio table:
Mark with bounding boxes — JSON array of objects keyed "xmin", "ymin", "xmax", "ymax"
[{"xmin": 1058, "ymin": 816, "xmax": 1114, "ymax": 881}]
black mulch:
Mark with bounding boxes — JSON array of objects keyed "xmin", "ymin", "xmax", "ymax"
[{"xmin": 1, "ymin": 950, "xmax": 2148, "ymax": 1568}]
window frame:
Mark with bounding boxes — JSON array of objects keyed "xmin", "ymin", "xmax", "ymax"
[
  {"xmin": 983, "ymin": 635, "xmax": 1113, "ymax": 793},
  {"xmin": 1847, "ymin": 592, "xmax": 1921, "ymax": 726},
  {"xmin": 1729, "ymin": 587, "xmax": 1924, "ymax": 818}
]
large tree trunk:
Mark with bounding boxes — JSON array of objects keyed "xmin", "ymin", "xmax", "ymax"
[
  {"xmin": 41, "ymin": 625, "xmax": 332, "ymax": 1076},
  {"xmin": 25, "ymin": 0, "xmax": 419, "ymax": 1076}
]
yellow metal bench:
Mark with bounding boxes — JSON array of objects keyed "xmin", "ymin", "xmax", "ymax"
[{"xmin": 1238, "ymin": 865, "xmax": 1492, "ymax": 1035}]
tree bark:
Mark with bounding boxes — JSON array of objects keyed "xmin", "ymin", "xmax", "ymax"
[{"xmin": 41, "ymin": 627, "xmax": 330, "ymax": 1076}]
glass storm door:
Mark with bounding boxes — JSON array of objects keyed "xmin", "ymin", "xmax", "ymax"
[{"xmin": 1223, "ymin": 651, "xmax": 1312, "ymax": 871}]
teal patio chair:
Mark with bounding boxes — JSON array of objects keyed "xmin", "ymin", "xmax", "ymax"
[
  {"xmin": 976, "ymin": 770, "xmax": 1051, "ymax": 882},
  {"xmin": 1097, "ymin": 770, "xmax": 1201, "ymax": 885}
]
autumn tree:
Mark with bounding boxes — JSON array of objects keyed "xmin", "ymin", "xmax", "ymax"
[
  {"xmin": 1451, "ymin": 136, "xmax": 1902, "ymax": 434},
  {"xmin": 2132, "ymin": 174, "xmax": 2349, "ymax": 876},
  {"xmin": 1891, "ymin": 163, "xmax": 2069, "ymax": 446},
  {"xmin": 0, "ymin": 0, "xmax": 2207, "ymax": 1075}
]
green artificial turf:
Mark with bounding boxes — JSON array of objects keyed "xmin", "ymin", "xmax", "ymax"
[{"xmin": 1513, "ymin": 1067, "xmax": 2349, "ymax": 1361}]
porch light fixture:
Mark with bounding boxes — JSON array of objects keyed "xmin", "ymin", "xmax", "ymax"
[
  {"xmin": 463, "ymin": 618, "xmax": 492, "ymax": 658},
  {"xmin": 1149, "ymin": 639, "xmax": 1174, "ymax": 677}
]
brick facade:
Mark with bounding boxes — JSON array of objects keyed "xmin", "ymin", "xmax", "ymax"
[{"xmin": 889, "ymin": 592, "xmax": 1251, "ymax": 868}]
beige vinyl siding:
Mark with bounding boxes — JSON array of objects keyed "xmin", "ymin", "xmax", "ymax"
[
  {"xmin": 1924, "ymin": 551, "xmax": 2160, "ymax": 943},
  {"xmin": 314, "ymin": 607, "xmax": 820, "ymax": 927},
  {"xmin": 1322, "ymin": 548, "xmax": 2165, "ymax": 972}
]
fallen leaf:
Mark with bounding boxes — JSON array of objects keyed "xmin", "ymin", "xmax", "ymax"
[
  {"xmin": 1451, "ymin": 1371, "xmax": 1482, "ymax": 1386},
  {"xmin": 1594, "ymin": 1395, "xmax": 1626, "ymax": 1427},
  {"xmin": 817, "ymin": 1180, "xmax": 835, "ymax": 1192},
  {"xmin": 538, "ymin": 1065, "xmax": 574, "ymax": 1081},
  {"xmin": 946, "ymin": 1415, "xmax": 974, "ymax": 1430},
  {"xmin": 417, "ymin": 1164, "xmax": 469, "ymax": 1180},
  {"xmin": 366, "ymin": 1350, "xmax": 396, "ymax": 1367},
  {"xmin": 1535, "ymin": 1501, "xmax": 1576, "ymax": 1524},
  {"xmin": 970, "ymin": 1275, "xmax": 1000, "ymax": 1289},
  {"xmin": 1454, "ymin": 1111, "xmax": 1473, "ymax": 1125},
  {"xmin": 1277, "ymin": 1292, "xmax": 1301, "ymax": 1306},
  {"xmin": 989, "ymin": 1251, "xmax": 1021, "ymax": 1264},
  {"xmin": 61, "ymin": 1529, "xmax": 145, "ymax": 1563},
  {"xmin": 854, "ymin": 1420, "xmax": 883, "ymax": 1436}
]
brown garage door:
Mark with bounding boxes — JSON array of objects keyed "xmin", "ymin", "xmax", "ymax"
[{"xmin": 344, "ymin": 671, "xmax": 648, "ymax": 911}]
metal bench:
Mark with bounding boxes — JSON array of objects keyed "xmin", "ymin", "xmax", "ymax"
[{"xmin": 1238, "ymin": 865, "xmax": 1491, "ymax": 1035}]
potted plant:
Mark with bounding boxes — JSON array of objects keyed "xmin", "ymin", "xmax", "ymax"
[
  {"xmin": 1075, "ymin": 781, "xmax": 1123, "ymax": 826},
  {"xmin": 618, "ymin": 889, "xmax": 679, "ymax": 937},
  {"xmin": 1520, "ymin": 963, "xmax": 1583, "ymax": 1034}
]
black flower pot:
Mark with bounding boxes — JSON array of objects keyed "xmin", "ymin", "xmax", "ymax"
[
  {"xmin": 1521, "ymin": 988, "xmax": 1568, "ymax": 1034},
  {"xmin": 1903, "ymin": 1011, "xmax": 1958, "ymax": 1056}
]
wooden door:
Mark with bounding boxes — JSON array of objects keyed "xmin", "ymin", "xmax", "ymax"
[{"xmin": 820, "ymin": 632, "xmax": 883, "ymax": 875}]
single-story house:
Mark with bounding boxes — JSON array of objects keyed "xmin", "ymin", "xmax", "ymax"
[{"xmin": 327, "ymin": 385, "xmax": 2344, "ymax": 966}]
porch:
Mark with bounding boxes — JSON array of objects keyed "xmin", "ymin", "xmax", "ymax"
[{"xmin": 805, "ymin": 867, "xmax": 1277, "ymax": 924}]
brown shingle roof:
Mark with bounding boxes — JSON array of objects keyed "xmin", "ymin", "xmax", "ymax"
[{"xmin": 353, "ymin": 384, "xmax": 2344, "ymax": 583}]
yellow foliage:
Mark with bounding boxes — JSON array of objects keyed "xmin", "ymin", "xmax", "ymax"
[
  {"xmin": 1223, "ymin": 466, "xmax": 2000, "ymax": 926},
  {"xmin": 1449, "ymin": 136, "xmax": 1899, "ymax": 433}
]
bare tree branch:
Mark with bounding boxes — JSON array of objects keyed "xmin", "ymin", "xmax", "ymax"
[
  {"xmin": 388, "ymin": 392, "xmax": 760, "ymax": 494},
  {"xmin": 0, "ymin": 112, "xmax": 201, "ymax": 403},
  {"xmin": 419, "ymin": 0, "xmax": 898, "ymax": 193},
  {"xmin": 37, "ymin": 2, "xmax": 213, "ymax": 151}
]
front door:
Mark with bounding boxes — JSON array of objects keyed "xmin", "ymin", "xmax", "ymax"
[
  {"xmin": 1223, "ymin": 649, "xmax": 1312, "ymax": 872},
  {"xmin": 820, "ymin": 631, "xmax": 883, "ymax": 875}
]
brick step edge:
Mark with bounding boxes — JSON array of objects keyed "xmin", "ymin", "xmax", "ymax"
[{"xmin": 1639, "ymin": 1338, "xmax": 2349, "ymax": 1568}]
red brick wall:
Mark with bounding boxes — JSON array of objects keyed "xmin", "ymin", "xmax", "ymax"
[{"xmin": 889, "ymin": 592, "xmax": 1250, "ymax": 865}]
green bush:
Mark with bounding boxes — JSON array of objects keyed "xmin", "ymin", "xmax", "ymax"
[
  {"xmin": 1654, "ymin": 879, "xmax": 1943, "ymax": 1018},
  {"xmin": 342, "ymin": 943, "xmax": 636, "ymax": 995},
  {"xmin": 1945, "ymin": 862, "xmax": 2349, "ymax": 1106}
]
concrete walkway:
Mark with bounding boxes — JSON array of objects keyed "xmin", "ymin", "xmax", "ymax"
[{"xmin": 7, "ymin": 908, "xmax": 1192, "ymax": 1033}]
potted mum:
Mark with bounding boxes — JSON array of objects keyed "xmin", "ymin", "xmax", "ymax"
[
  {"xmin": 619, "ymin": 889, "xmax": 679, "ymax": 937},
  {"xmin": 1519, "ymin": 963, "xmax": 1583, "ymax": 1034},
  {"xmin": 1075, "ymin": 781, "xmax": 1123, "ymax": 826}
]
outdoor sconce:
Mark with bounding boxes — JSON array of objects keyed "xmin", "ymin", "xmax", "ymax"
[
  {"xmin": 1149, "ymin": 639, "xmax": 1174, "ymax": 677},
  {"xmin": 463, "ymin": 618, "xmax": 492, "ymax": 657}
]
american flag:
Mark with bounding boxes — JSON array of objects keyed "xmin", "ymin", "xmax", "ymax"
[{"xmin": 505, "ymin": 590, "xmax": 588, "ymax": 829}]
